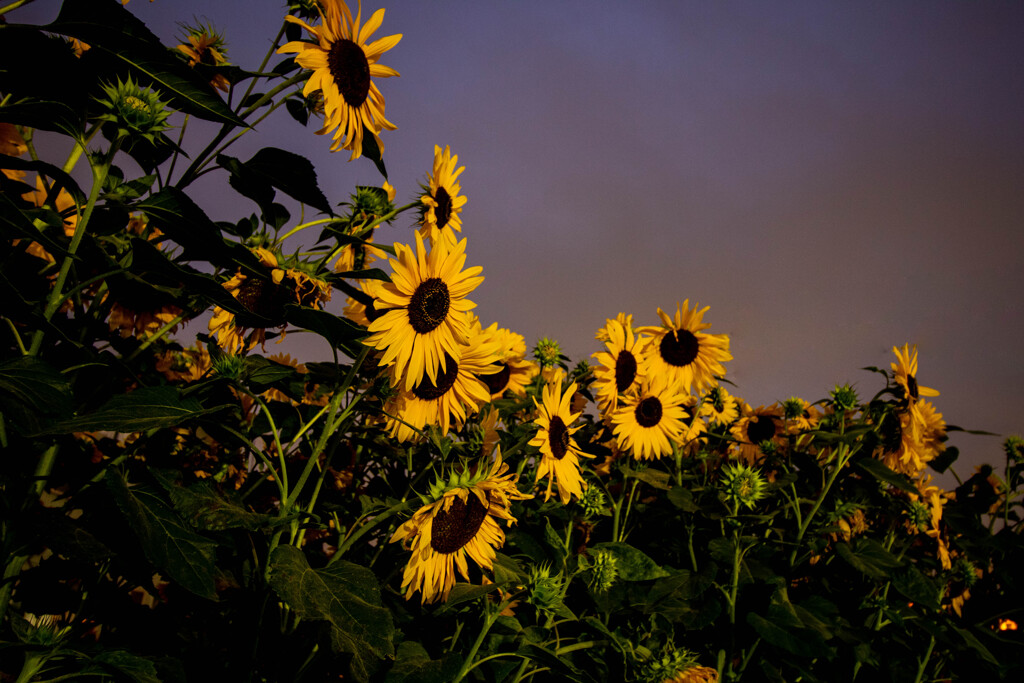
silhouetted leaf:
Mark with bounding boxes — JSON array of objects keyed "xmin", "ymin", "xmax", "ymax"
[
  {"xmin": 591, "ymin": 542, "xmax": 669, "ymax": 581},
  {"xmin": 152, "ymin": 470, "xmax": 286, "ymax": 532},
  {"xmin": 891, "ymin": 567, "xmax": 941, "ymax": 611},
  {"xmin": 106, "ymin": 470, "xmax": 217, "ymax": 600},
  {"xmin": 384, "ymin": 641, "xmax": 462, "ymax": 683},
  {"xmin": 0, "ymin": 357, "xmax": 73, "ymax": 435},
  {"xmin": 41, "ymin": 386, "xmax": 210, "ymax": 434},
  {"xmin": 285, "ymin": 304, "xmax": 367, "ymax": 355},
  {"xmin": 228, "ymin": 148, "xmax": 333, "ymax": 215},
  {"xmin": 269, "ymin": 546, "xmax": 395, "ymax": 682},
  {"xmin": 856, "ymin": 457, "xmax": 918, "ymax": 494}
]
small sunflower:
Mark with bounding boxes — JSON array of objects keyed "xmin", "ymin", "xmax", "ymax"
[
  {"xmin": 891, "ymin": 344, "xmax": 940, "ymax": 404},
  {"xmin": 611, "ymin": 374, "xmax": 689, "ymax": 461},
  {"xmin": 108, "ymin": 302, "xmax": 182, "ymax": 339},
  {"xmin": 177, "ymin": 21, "xmax": 231, "ymax": 92},
  {"xmin": 782, "ymin": 396, "xmax": 820, "ymax": 434},
  {"xmin": 382, "ymin": 330, "xmax": 498, "ymax": 442},
  {"xmin": 529, "ymin": 380, "xmax": 594, "ymax": 504},
  {"xmin": 389, "ymin": 450, "xmax": 530, "ymax": 604},
  {"xmin": 278, "ymin": 0, "xmax": 401, "ymax": 159},
  {"xmin": 591, "ymin": 317, "xmax": 647, "ymax": 418},
  {"xmin": 638, "ymin": 300, "xmax": 732, "ymax": 394},
  {"xmin": 701, "ymin": 385, "xmax": 738, "ymax": 427},
  {"xmin": 365, "ymin": 232, "xmax": 484, "ymax": 392},
  {"xmin": 729, "ymin": 402, "xmax": 786, "ymax": 465},
  {"xmin": 418, "ymin": 145, "xmax": 467, "ymax": 246},
  {"xmin": 473, "ymin": 320, "xmax": 535, "ymax": 400}
]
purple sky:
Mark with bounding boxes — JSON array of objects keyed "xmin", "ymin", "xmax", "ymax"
[{"xmin": 18, "ymin": 1, "xmax": 1024, "ymax": 479}]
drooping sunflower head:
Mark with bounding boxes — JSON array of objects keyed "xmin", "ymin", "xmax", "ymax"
[
  {"xmin": 638, "ymin": 300, "xmax": 732, "ymax": 394},
  {"xmin": 278, "ymin": 0, "xmax": 402, "ymax": 159},
  {"xmin": 418, "ymin": 145, "xmax": 467, "ymax": 246},
  {"xmin": 611, "ymin": 374, "xmax": 689, "ymax": 461},
  {"xmin": 365, "ymin": 232, "xmax": 484, "ymax": 391}
]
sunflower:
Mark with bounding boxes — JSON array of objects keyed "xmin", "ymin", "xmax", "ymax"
[
  {"xmin": 389, "ymin": 450, "xmax": 530, "ymax": 604},
  {"xmin": 891, "ymin": 344, "xmax": 940, "ymax": 404},
  {"xmin": 108, "ymin": 302, "xmax": 183, "ymax": 339},
  {"xmin": 473, "ymin": 319, "xmax": 535, "ymax": 400},
  {"xmin": 365, "ymin": 232, "xmax": 484, "ymax": 392},
  {"xmin": 209, "ymin": 248, "xmax": 331, "ymax": 354},
  {"xmin": 638, "ymin": 300, "xmax": 732, "ymax": 394},
  {"xmin": 529, "ymin": 380, "xmax": 593, "ymax": 504},
  {"xmin": 877, "ymin": 400, "xmax": 945, "ymax": 477},
  {"xmin": 591, "ymin": 317, "xmax": 647, "ymax": 417},
  {"xmin": 20, "ymin": 175, "xmax": 79, "ymax": 262},
  {"xmin": 782, "ymin": 396, "xmax": 820, "ymax": 434},
  {"xmin": 701, "ymin": 385, "xmax": 738, "ymax": 427},
  {"xmin": 383, "ymin": 329, "xmax": 498, "ymax": 442},
  {"xmin": 419, "ymin": 145, "xmax": 467, "ymax": 246},
  {"xmin": 278, "ymin": 0, "xmax": 401, "ymax": 160},
  {"xmin": 156, "ymin": 343, "xmax": 212, "ymax": 383},
  {"xmin": 177, "ymin": 22, "xmax": 231, "ymax": 92},
  {"xmin": 594, "ymin": 312, "xmax": 634, "ymax": 342},
  {"xmin": 729, "ymin": 402, "xmax": 786, "ymax": 465},
  {"xmin": 611, "ymin": 374, "xmax": 689, "ymax": 461}
]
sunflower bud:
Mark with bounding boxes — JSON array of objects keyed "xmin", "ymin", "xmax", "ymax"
[
  {"xmin": 1003, "ymin": 435, "xmax": 1024, "ymax": 463},
  {"xmin": 580, "ymin": 485, "xmax": 608, "ymax": 518},
  {"xmin": 533, "ymin": 337, "xmax": 563, "ymax": 369},
  {"xmin": 211, "ymin": 353, "xmax": 245, "ymax": 380},
  {"xmin": 952, "ymin": 557, "xmax": 979, "ymax": 588},
  {"xmin": 526, "ymin": 563, "xmax": 565, "ymax": 615},
  {"xmin": 720, "ymin": 462, "xmax": 768, "ymax": 510},
  {"xmin": 94, "ymin": 77, "xmax": 171, "ymax": 143},
  {"xmin": 635, "ymin": 644, "xmax": 703, "ymax": 683},
  {"xmin": 907, "ymin": 500, "xmax": 931, "ymax": 531},
  {"xmin": 782, "ymin": 397, "xmax": 806, "ymax": 420},
  {"xmin": 829, "ymin": 383, "xmax": 859, "ymax": 412},
  {"xmin": 585, "ymin": 550, "xmax": 618, "ymax": 593},
  {"xmin": 16, "ymin": 613, "xmax": 71, "ymax": 647},
  {"xmin": 350, "ymin": 185, "xmax": 395, "ymax": 221}
]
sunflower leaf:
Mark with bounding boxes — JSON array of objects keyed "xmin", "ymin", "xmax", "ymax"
[
  {"xmin": 855, "ymin": 457, "xmax": 918, "ymax": 494},
  {"xmin": 230, "ymin": 147, "xmax": 333, "ymax": 216},
  {"xmin": 360, "ymin": 125, "xmax": 388, "ymax": 180},
  {"xmin": 0, "ymin": 156, "xmax": 87, "ymax": 204},
  {"xmin": 45, "ymin": 0, "xmax": 244, "ymax": 127},
  {"xmin": 37, "ymin": 385, "xmax": 212, "ymax": 435},
  {"xmin": 284, "ymin": 305, "xmax": 367, "ymax": 356},
  {"xmin": 384, "ymin": 641, "xmax": 463, "ymax": 683},
  {"xmin": 105, "ymin": 470, "xmax": 218, "ymax": 601},
  {"xmin": 151, "ymin": 469, "xmax": 289, "ymax": 532},
  {"xmin": 268, "ymin": 546, "xmax": 395, "ymax": 683},
  {"xmin": 591, "ymin": 542, "xmax": 669, "ymax": 581},
  {"xmin": 0, "ymin": 357, "xmax": 73, "ymax": 436}
]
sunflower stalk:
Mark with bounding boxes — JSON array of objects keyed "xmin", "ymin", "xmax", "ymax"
[{"xmin": 789, "ymin": 442, "xmax": 855, "ymax": 567}]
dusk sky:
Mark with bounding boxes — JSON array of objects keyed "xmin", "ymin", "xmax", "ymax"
[{"xmin": 19, "ymin": 1, "xmax": 1024, "ymax": 479}]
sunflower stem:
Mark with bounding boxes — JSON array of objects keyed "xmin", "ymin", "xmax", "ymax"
[
  {"xmin": 329, "ymin": 498, "xmax": 410, "ymax": 563},
  {"xmin": 452, "ymin": 601, "xmax": 501, "ymax": 683},
  {"xmin": 164, "ymin": 113, "xmax": 191, "ymax": 185},
  {"xmin": 27, "ymin": 140, "xmax": 119, "ymax": 356},
  {"xmin": 789, "ymin": 443, "xmax": 854, "ymax": 567},
  {"xmin": 912, "ymin": 635, "xmax": 936, "ymax": 683},
  {"xmin": 0, "ymin": 0, "xmax": 33, "ymax": 17},
  {"xmin": 237, "ymin": 20, "xmax": 288, "ymax": 114}
]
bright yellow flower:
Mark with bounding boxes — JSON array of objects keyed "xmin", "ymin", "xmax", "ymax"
[
  {"xmin": 418, "ymin": 145, "xmax": 467, "ymax": 246},
  {"xmin": 611, "ymin": 374, "xmax": 689, "ymax": 461},
  {"xmin": 638, "ymin": 300, "xmax": 731, "ymax": 394},
  {"xmin": 529, "ymin": 380, "xmax": 593, "ymax": 504}
]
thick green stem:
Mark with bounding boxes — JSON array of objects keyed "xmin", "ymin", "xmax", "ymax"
[
  {"xmin": 0, "ymin": 0, "xmax": 35, "ymax": 16},
  {"xmin": 789, "ymin": 444, "xmax": 854, "ymax": 566},
  {"xmin": 452, "ymin": 603, "xmax": 501, "ymax": 683},
  {"xmin": 912, "ymin": 635, "xmax": 936, "ymax": 683}
]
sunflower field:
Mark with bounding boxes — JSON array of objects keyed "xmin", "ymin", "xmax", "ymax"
[{"xmin": 1, "ymin": 1, "xmax": 1022, "ymax": 681}]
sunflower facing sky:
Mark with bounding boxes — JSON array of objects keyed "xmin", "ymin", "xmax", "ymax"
[
  {"xmin": 389, "ymin": 451, "xmax": 530, "ymax": 604},
  {"xmin": 639, "ymin": 301, "xmax": 732, "ymax": 395},
  {"xmin": 611, "ymin": 374, "xmax": 690, "ymax": 461},
  {"xmin": 365, "ymin": 232, "xmax": 484, "ymax": 392},
  {"xmin": 529, "ymin": 380, "xmax": 593, "ymax": 504},
  {"xmin": 419, "ymin": 145, "xmax": 467, "ymax": 246},
  {"xmin": 278, "ymin": 0, "xmax": 401, "ymax": 159}
]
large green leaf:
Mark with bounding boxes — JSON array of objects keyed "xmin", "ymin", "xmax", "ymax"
[
  {"xmin": 40, "ymin": 386, "xmax": 210, "ymax": 435},
  {"xmin": 45, "ymin": 0, "xmax": 243, "ymax": 127},
  {"xmin": 285, "ymin": 304, "xmax": 368, "ymax": 355},
  {"xmin": 891, "ymin": 566, "xmax": 941, "ymax": 611},
  {"xmin": 590, "ymin": 542, "xmax": 669, "ymax": 581},
  {"xmin": 384, "ymin": 641, "xmax": 462, "ymax": 683},
  {"xmin": 152, "ymin": 469, "xmax": 287, "ymax": 532},
  {"xmin": 0, "ymin": 357, "xmax": 73, "ymax": 435},
  {"xmin": 747, "ymin": 612, "xmax": 829, "ymax": 658},
  {"xmin": 835, "ymin": 538, "xmax": 903, "ymax": 580},
  {"xmin": 106, "ymin": 470, "xmax": 218, "ymax": 601},
  {"xmin": 855, "ymin": 457, "xmax": 918, "ymax": 494},
  {"xmin": 84, "ymin": 650, "xmax": 162, "ymax": 683},
  {"xmin": 268, "ymin": 546, "xmax": 395, "ymax": 683},
  {"xmin": 219, "ymin": 148, "xmax": 333, "ymax": 216}
]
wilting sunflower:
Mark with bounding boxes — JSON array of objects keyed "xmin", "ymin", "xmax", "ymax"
[
  {"xmin": 638, "ymin": 300, "xmax": 731, "ymax": 394},
  {"xmin": 389, "ymin": 450, "xmax": 530, "ymax": 604},
  {"xmin": 383, "ymin": 329, "xmax": 498, "ymax": 442},
  {"xmin": 473, "ymin": 319, "xmax": 535, "ymax": 400},
  {"xmin": 591, "ymin": 317, "xmax": 647, "ymax": 417},
  {"xmin": 419, "ymin": 145, "xmax": 467, "ymax": 246},
  {"xmin": 529, "ymin": 380, "xmax": 593, "ymax": 504},
  {"xmin": 729, "ymin": 402, "xmax": 786, "ymax": 465},
  {"xmin": 365, "ymin": 232, "xmax": 484, "ymax": 392},
  {"xmin": 278, "ymin": 0, "xmax": 401, "ymax": 159},
  {"xmin": 611, "ymin": 374, "xmax": 689, "ymax": 461}
]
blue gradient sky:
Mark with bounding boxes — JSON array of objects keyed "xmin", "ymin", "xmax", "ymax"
[{"xmin": 18, "ymin": 1, "xmax": 1024, "ymax": 477}]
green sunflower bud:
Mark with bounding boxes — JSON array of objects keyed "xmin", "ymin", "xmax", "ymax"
[
  {"xmin": 94, "ymin": 77, "xmax": 172, "ymax": 143},
  {"xmin": 527, "ymin": 563, "xmax": 565, "ymax": 614},
  {"xmin": 782, "ymin": 397, "xmax": 806, "ymax": 420},
  {"xmin": 1003, "ymin": 435, "xmax": 1024, "ymax": 463},
  {"xmin": 580, "ymin": 485, "xmax": 608, "ymax": 518},
  {"xmin": 211, "ymin": 353, "xmax": 245, "ymax": 380},
  {"xmin": 533, "ymin": 337, "xmax": 563, "ymax": 369},
  {"xmin": 635, "ymin": 644, "xmax": 698, "ymax": 683},
  {"xmin": 720, "ymin": 462, "xmax": 768, "ymax": 510},
  {"xmin": 585, "ymin": 550, "xmax": 618, "ymax": 593},
  {"xmin": 350, "ymin": 185, "xmax": 394, "ymax": 221},
  {"xmin": 952, "ymin": 557, "xmax": 979, "ymax": 588},
  {"xmin": 829, "ymin": 383, "xmax": 859, "ymax": 411},
  {"xmin": 907, "ymin": 500, "xmax": 930, "ymax": 531}
]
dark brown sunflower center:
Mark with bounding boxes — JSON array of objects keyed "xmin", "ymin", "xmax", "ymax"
[
  {"xmin": 407, "ymin": 277, "xmax": 450, "ymax": 333},
  {"xmin": 478, "ymin": 363, "xmax": 511, "ymax": 395},
  {"xmin": 659, "ymin": 329, "xmax": 699, "ymax": 367},
  {"xmin": 327, "ymin": 38, "xmax": 370, "ymax": 107},
  {"xmin": 906, "ymin": 374, "xmax": 919, "ymax": 400},
  {"xmin": 746, "ymin": 416, "xmax": 777, "ymax": 444},
  {"xmin": 548, "ymin": 416, "xmax": 571, "ymax": 460},
  {"xmin": 235, "ymin": 277, "xmax": 290, "ymax": 327},
  {"xmin": 635, "ymin": 396, "xmax": 663, "ymax": 427},
  {"xmin": 413, "ymin": 353, "xmax": 459, "ymax": 400},
  {"xmin": 429, "ymin": 494, "xmax": 489, "ymax": 554},
  {"xmin": 614, "ymin": 350, "xmax": 638, "ymax": 392},
  {"xmin": 433, "ymin": 187, "xmax": 453, "ymax": 229}
]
